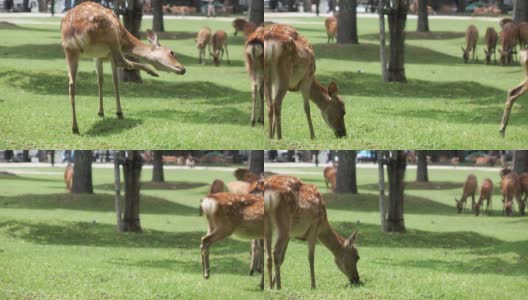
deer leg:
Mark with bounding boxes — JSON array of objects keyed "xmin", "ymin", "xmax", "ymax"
[
  {"xmin": 499, "ymin": 80, "xmax": 528, "ymax": 136},
  {"xmin": 258, "ymin": 79, "xmax": 264, "ymax": 125},
  {"xmin": 251, "ymin": 82, "xmax": 258, "ymax": 126},
  {"xmin": 224, "ymin": 44, "xmax": 230, "ymax": 64},
  {"xmin": 471, "ymin": 194, "xmax": 475, "ymax": 213},
  {"xmin": 65, "ymin": 50, "xmax": 80, "ymax": 134},
  {"xmin": 272, "ymin": 82, "xmax": 288, "ymax": 140},
  {"xmin": 265, "ymin": 84, "xmax": 274, "ymax": 139},
  {"xmin": 300, "ymin": 81, "xmax": 316, "ymax": 139},
  {"xmin": 94, "ymin": 58, "xmax": 105, "ymax": 117},
  {"xmin": 110, "ymin": 45, "xmax": 159, "ymax": 77},
  {"xmin": 264, "ymin": 215, "xmax": 273, "ymax": 289},
  {"xmin": 306, "ymin": 228, "xmax": 318, "ymax": 289},
  {"xmin": 200, "ymin": 228, "xmax": 232, "ymax": 279},
  {"xmin": 110, "ymin": 59, "xmax": 124, "ymax": 119}
]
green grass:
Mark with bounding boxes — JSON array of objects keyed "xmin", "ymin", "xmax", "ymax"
[{"xmin": 1, "ymin": 165, "xmax": 527, "ymax": 299}]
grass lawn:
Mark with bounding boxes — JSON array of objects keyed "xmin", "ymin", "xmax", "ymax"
[{"xmin": 1, "ymin": 164, "xmax": 527, "ymax": 299}]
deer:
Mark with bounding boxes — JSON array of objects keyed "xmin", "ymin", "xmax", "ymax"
[
  {"xmin": 499, "ymin": 22, "xmax": 518, "ymax": 65},
  {"xmin": 196, "ymin": 27, "xmax": 212, "ymax": 64},
  {"xmin": 200, "ymin": 191, "xmax": 264, "ymax": 288},
  {"xmin": 244, "ymin": 27, "xmax": 264, "ymax": 126},
  {"xmin": 325, "ymin": 16, "xmax": 337, "ymax": 44},
  {"xmin": 499, "ymin": 49, "xmax": 528, "ymax": 136},
  {"xmin": 233, "ymin": 18, "xmax": 249, "ymax": 36},
  {"xmin": 210, "ymin": 30, "xmax": 230, "ymax": 66},
  {"xmin": 500, "ymin": 170, "xmax": 523, "ymax": 216},
  {"xmin": 60, "ymin": 2, "xmax": 186, "ymax": 134},
  {"xmin": 263, "ymin": 175, "xmax": 359, "ymax": 289},
  {"xmin": 475, "ymin": 178, "xmax": 493, "ymax": 216},
  {"xmin": 518, "ymin": 22, "xmax": 528, "ymax": 49},
  {"xmin": 209, "ymin": 178, "xmax": 254, "ymax": 195},
  {"xmin": 64, "ymin": 163, "xmax": 73, "ymax": 192},
  {"xmin": 519, "ymin": 173, "xmax": 528, "ymax": 204},
  {"xmin": 233, "ymin": 168, "xmax": 260, "ymax": 183},
  {"xmin": 323, "ymin": 165, "xmax": 337, "ymax": 191},
  {"xmin": 243, "ymin": 22, "xmax": 257, "ymax": 39},
  {"xmin": 461, "ymin": 25, "xmax": 479, "ymax": 64},
  {"xmin": 264, "ymin": 24, "xmax": 346, "ymax": 139},
  {"xmin": 484, "ymin": 27, "xmax": 498, "ymax": 65},
  {"xmin": 455, "ymin": 174, "xmax": 478, "ymax": 214}
]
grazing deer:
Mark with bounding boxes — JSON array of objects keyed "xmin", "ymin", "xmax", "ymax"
[
  {"xmin": 323, "ymin": 165, "xmax": 337, "ymax": 191},
  {"xmin": 243, "ymin": 22, "xmax": 257, "ymax": 39},
  {"xmin": 499, "ymin": 22, "xmax": 518, "ymax": 65},
  {"xmin": 475, "ymin": 178, "xmax": 493, "ymax": 216},
  {"xmin": 474, "ymin": 155, "xmax": 496, "ymax": 166},
  {"xmin": 263, "ymin": 175, "xmax": 359, "ymax": 289},
  {"xmin": 210, "ymin": 30, "xmax": 230, "ymax": 66},
  {"xmin": 325, "ymin": 16, "xmax": 337, "ymax": 44},
  {"xmin": 200, "ymin": 192, "xmax": 264, "ymax": 288},
  {"xmin": 264, "ymin": 24, "xmax": 346, "ymax": 139},
  {"xmin": 196, "ymin": 27, "xmax": 212, "ymax": 64},
  {"xmin": 519, "ymin": 173, "xmax": 528, "ymax": 204},
  {"xmin": 484, "ymin": 27, "xmax": 498, "ymax": 65},
  {"xmin": 244, "ymin": 27, "xmax": 265, "ymax": 126},
  {"xmin": 64, "ymin": 163, "xmax": 73, "ymax": 192},
  {"xmin": 499, "ymin": 49, "xmax": 528, "ymax": 136},
  {"xmin": 234, "ymin": 168, "xmax": 260, "ymax": 183},
  {"xmin": 60, "ymin": 2, "xmax": 185, "ymax": 134},
  {"xmin": 233, "ymin": 18, "xmax": 249, "ymax": 36},
  {"xmin": 518, "ymin": 22, "xmax": 528, "ymax": 49},
  {"xmin": 455, "ymin": 174, "xmax": 478, "ymax": 213},
  {"xmin": 461, "ymin": 25, "xmax": 479, "ymax": 63},
  {"xmin": 500, "ymin": 170, "xmax": 523, "ymax": 216}
]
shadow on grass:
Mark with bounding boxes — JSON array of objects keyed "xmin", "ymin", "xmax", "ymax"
[
  {"xmin": 358, "ymin": 181, "xmax": 463, "ymax": 191},
  {"xmin": 0, "ymin": 220, "xmax": 248, "ymax": 253},
  {"xmin": 137, "ymin": 106, "xmax": 251, "ymax": 125},
  {"xmin": 94, "ymin": 181, "xmax": 207, "ymax": 191},
  {"xmin": 0, "ymin": 22, "xmax": 56, "ymax": 33},
  {"xmin": 85, "ymin": 117, "xmax": 143, "ymax": 137},
  {"xmin": 360, "ymin": 31, "xmax": 466, "ymax": 41},
  {"xmin": 0, "ymin": 192, "xmax": 198, "ymax": 216},
  {"xmin": 0, "ymin": 174, "xmax": 60, "ymax": 183},
  {"xmin": 0, "ymin": 70, "xmax": 250, "ymax": 104}
]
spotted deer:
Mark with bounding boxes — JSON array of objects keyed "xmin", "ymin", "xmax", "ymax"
[
  {"xmin": 210, "ymin": 30, "xmax": 230, "ymax": 66},
  {"xmin": 475, "ymin": 178, "xmax": 493, "ymax": 216},
  {"xmin": 263, "ymin": 24, "xmax": 346, "ymax": 139},
  {"xmin": 244, "ymin": 27, "xmax": 265, "ymax": 126},
  {"xmin": 60, "ymin": 2, "xmax": 186, "ymax": 134},
  {"xmin": 196, "ymin": 27, "xmax": 212, "ymax": 64},
  {"xmin": 455, "ymin": 174, "xmax": 478, "ymax": 213},
  {"xmin": 325, "ymin": 16, "xmax": 337, "ymax": 44},
  {"xmin": 499, "ymin": 49, "xmax": 528, "ymax": 136},
  {"xmin": 263, "ymin": 175, "xmax": 359, "ymax": 289}
]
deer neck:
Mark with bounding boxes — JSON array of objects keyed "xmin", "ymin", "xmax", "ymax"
[
  {"xmin": 121, "ymin": 30, "xmax": 152, "ymax": 61},
  {"xmin": 309, "ymin": 79, "xmax": 330, "ymax": 112},
  {"xmin": 317, "ymin": 216, "xmax": 345, "ymax": 258}
]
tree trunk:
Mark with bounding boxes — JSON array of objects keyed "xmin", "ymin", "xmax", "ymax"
[
  {"xmin": 513, "ymin": 150, "xmax": 528, "ymax": 173},
  {"xmin": 416, "ymin": 0, "xmax": 429, "ymax": 32},
  {"xmin": 249, "ymin": 0, "xmax": 264, "ymax": 26},
  {"xmin": 384, "ymin": 150, "xmax": 406, "ymax": 232},
  {"xmin": 152, "ymin": 0, "xmax": 165, "ymax": 32},
  {"xmin": 455, "ymin": 0, "xmax": 465, "ymax": 13},
  {"xmin": 72, "ymin": 150, "xmax": 93, "ymax": 194},
  {"xmin": 513, "ymin": 0, "xmax": 528, "ymax": 23},
  {"xmin": 335, "ymin": 150, "xmax": 358, "ymax": 193},
  {"xmin": 121, "ymin": 151, "xmax": 143, "ymax": 232},
  {"xmin": 416, "ymin": 151, "xmax": 429, "ymax": 182},
  {"xmin": 114, "ymin": 151, "xmax": 124, "ymax": 231},
  {"xmin": 119, "ymin": 0, "xmax": 144, "ymax": 83},
  {"xmin": 152, "ymin": 150, "xmax": 165, "ymax": 182},
  {"xmin": 22, "ymin": 150, "xmax": 30, "ymax": 162},
  {"xmin": 249, "ymin": 150, "xmax": 264, "ymax": 175},
  {"xmin": 337, "ymin": 0, "xmax": 358, "ymax": 44},
  {"xmin": 387, "ymin": 0, "xmax": 407, "ymax": 82},
  {"xmin": 378, "ymin": 151, "xmax": 387, "ymax": 230},
  {"xmin": 379, "ymin": 0, "xmax": 388, "ymax": 82}
]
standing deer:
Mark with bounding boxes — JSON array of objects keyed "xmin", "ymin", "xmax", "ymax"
[
  {"xmin": 325, "ymin": 16, "xmax": 337, "ymax": 44},
  {"xmin": 264, "ymin": 24, "xmax": 346, "ymax": 139},
  {"xmin": 200, "ymin": 192, "xmax": 264, "ymax": 288},
  {"xmin": 500, "ymin": 170, "xmax": 523, "ymax": 216},
  {"xmin": 64, "ymin": 163, "xmax": 73, "ymax": 192},
  {"xmin": 475, "ymin": 178, "xmax": 493, "ymax": 216},
  {"xmin": 210, "ymin": 30, "xmax": 230, "ymax": 66},
  {"xmin": 244, "ymin": 27, "xmax": 264, "ymax": 126},
  {"xmin": 196, "ymin": 27, "xmax": 212, "ymax": 64},
  {"xmin": 518, "ymin": 22, "xmax": 528, "ymax": 49},
  {"xmin": 499, "ymin": 49, "xmax": 528, "ymax": 136},
  {"xmin": 60, "ymin": 2, "xmax": 186, "ymax": 134},
  {"xmin": 233, "ymin": 18, "xmax": 249, "ymax": 36},
  {"xmin": 461, "ymin": 25, "xmax": 479, "ymax": 63},
  {"xmin": 484, "ymin": 27, "xmax": 498, "ymax": 65},
  {"xmin": 323, "ymin": 165, "xmax": 337, "ymax": 191},
  {"xmin": 263, "ymin": 175, "xmax": 359, "ymax": 289},
  {"xmin": 519, "ymin": 172, "xmax": 528, "ymax": 204},
  {"xmin": 455, "ymin": 174, "xmax": 478, "ymax": 213},
  {"xmin": 499, "ymin": 22, "xmax": 518, "ymax": 65}
]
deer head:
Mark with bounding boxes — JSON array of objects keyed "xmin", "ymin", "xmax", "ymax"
[
  {"xmin": 484, "ymin": 49, "xmax": 491, "ymax": 65},
  {"xmin": 503, "ymin": 199, "xmax": 513, "ymax": 216},
  {"xmin": 454, "ymin": 198, "xmax": 464, "ymax": 213},
  {"xmin": 498, "ymin": 48, "xmax": 513, "ymax": 65},
  {"xmin": 335, "ymin": 231, "xmax": 360, "ymax": 284},
  {"xmin": 461, "ymin": 47, "xmax": 470, "ymax": 64},
  {"xmin": 322, "ymin": 82, "xmax": 347, "ymax": 138},
  {"xmin": 143, "ymin": 30, "xmax": 186, "ymax": 75}
]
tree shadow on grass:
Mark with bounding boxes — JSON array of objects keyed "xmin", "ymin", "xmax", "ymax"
[
  {"xmin": 0, "ymin": 22, "xmax": 56, "ymax": 33},
  {"xmin": 94, "ymin": 181, "xmax": 207, "ymax": 191},
  {"xmin": 358, "ymin": 181, "xmax": 463, "ymax": 191},
  {"xmin": 0, "ymin": 70, "xmax": 250, "ymax": 103},
  {"xmin": 137, "ymin": 106, "xmax": 251, "ymax": 126},
  {"xmin": 361, "ymin": 31, "xmax": 466, "ymax": 41},
  {"xmin": 0, "ymin": 220, "xmax": 248, "ymax": 253},
  {"xmin": 0, "ymin": 174, "xmax": 60, "ymax": 183},
  {"xmin": 85, "ymin": 117, "xmax": 143, "ymax": 137},
  {"xmin": 0, "ymin": 193, "xmax": 198, "ymax": 216}
]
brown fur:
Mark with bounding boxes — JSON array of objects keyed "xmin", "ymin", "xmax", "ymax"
[
  {"xmin": 263, "ymin": 24, "xmax": 346, "ymax": 139},
  {"xmin": 243, "ymin": 22, "xmax": 257, "ymax": 39},
  {"xmin": 233, "ymin": 18, "xmax": 248, "ymax": 36},
  {"xmin": 474, "ymin": 156, "xmax": 496, "ymax": 166},
  {"xmin": 209, "ymin": 179, "xmax": 225, "ymax": 194},
  {"xmin": 245, "ymin": 27, "xmax": 265, "ymax": 126},
  {"xmin": 323, "ymin": 166, "xmax": 337, "ymax": 191},
  {"xmin": 500, "ymin": 22, "xmax": 518, "ymax": 65},
  {"xmin": 518, "ymin": 22, "xmax": 528, "ymax": 49},
  {"xmin": 455, "ymin": 174, "xmax": 478, "ymax": 213},
  {"xmin": 475, "ymin": 178, "xmax": 493, "ymax": 216},
  {"xmin": 462, "ymin": 25, "xmax": 479, "ymax": 63},
  {"xmin": 500, "ymin": 172, "xmax": 523, "ymax": 216},
  {"xmin": 484, "ymin": 27, "xmax": 498, "ymax": 64},
  {"xmin": 324, "ymin": 16, "xmax": 337, "ymax": 44},
  {"xmin": 211, "ymin": 30, "xmax": 229, "ymax": 66},
  {"xmin": 196, "ymin": 27, "xmax": 212, "ymax": 64},
  {"xmin": 263, "ymin": 175, "xmax": 359, "ymax": 289},
  {"xmin": 64, "ymin": 164, "xmax": 73, "ymax": 192},
  {"xmin": 233, "ymin": 168, "xmax": 260, "ymax": 183}
]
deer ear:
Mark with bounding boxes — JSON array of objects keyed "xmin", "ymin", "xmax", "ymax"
[
  {"xmin": 146, "ymin": 29, "xmax": 160, "ymax": 47},
  {"xmin": 328, "ymin": 82, "xmax": 338, "ymax": 98},
  {"xmin": 345, "ymin": 231, "xmax": 358, "ymax": 247}
]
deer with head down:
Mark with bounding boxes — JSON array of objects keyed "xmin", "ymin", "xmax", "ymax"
[
  {"xmin": 475, "ymin": 178, "xmax": 493, "ymax": 216},
  {"xmin": 484, "ymin": 27, "xmax": 498, "ymax": 65},
  {"xmin": 210, "ymin": 30, "xmax": 230, "ymax": 66},
  {"xmin": 196, "ymin": 27, "xmax": 212, "ymax": 64},
  {"xmin": 323, "ymin": 165, "xmax": 337, "ymax": 191},
  {"xmin": 264, "ymin": 24, "xmax": 346, "ymax": 139},
  {"xmin": 499, "ymin": 22, "xmax": 518, "ymax": 65},
  {"xmin": 499, "ymin": 169, "xmax": 524, "ymax": 216},
  {"xmin": 263, "ymin": 175, "xmax": 359, "ymax": 289},
  {"xmin": 461, "ymin": 25, "xmax": 479, "ymax": 63},
  {"xmin": 455, "ymin": 174, "xmax": 478, "ymax": 213},
  {"xmin": 60, "ymin": 2, "xmax": 186, "ymax": 134},
  {"xmin": 325, "ymin": 16, "xmax": 337, "ymax": 44}
]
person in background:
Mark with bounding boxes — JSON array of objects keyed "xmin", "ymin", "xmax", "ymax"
[{"xmin": 207, "ymin": 0, "xmax": 216, "ymax": 17}]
